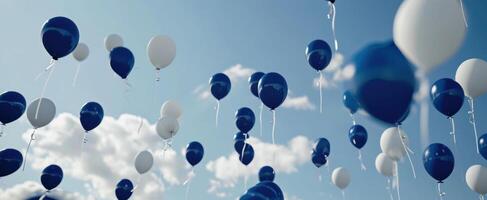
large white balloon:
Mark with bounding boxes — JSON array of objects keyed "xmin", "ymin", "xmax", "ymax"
[
  {"xmin": 104, "ymin": 34, "xmax": 124, "ymax": 52},
  {"xmin": 72, "ymin": 43, "xmax": 89, "ymax": 62},
  {"xmin": 160, "ymin": 100, "xmax": 182, "ymax": 119},
  {"xmin": 393, "ymin": 0, "xmax": 466, "ymax": 72},
  {"xmin": 134, "ymin": 150, "xmax": 153, "ymax": 175},
  {"xmin": 147, "ymin": 35, "xmax": 176, "ymax": 70},
  {"xmin": 156, "ymin": 116, "xmax": 179, "ymax": 140},
  {"xmin": 331, "ymin": 167, "xmax": 351, "ymax": 190},
  {"xmin": 455, "ymin": 58, "xmax": 487, "ymax": 98},
  {"xmin": 375, "ymin": 152, "xmax": 396, "ymax": 177},
  {"xmin": 466, "ymin": 165, "xmax": 487, "ymax": 195},
  {"xmin": 380, "ymin": 127, "xmax": 408, "ymax": 161},
  {"xmin": 26, "ymin": 98, "xmax": 56, "ymax": 129}
]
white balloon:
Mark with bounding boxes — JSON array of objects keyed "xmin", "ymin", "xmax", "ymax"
[
  {"xmin": 72, "ymin": 43, "xmax": 89, "ymax": 62},
  {"xmin": 134, "ymin": 150, "xmax": 153, "ymax": 175},
  {"xmin": 160, "ymin": 100, "xmax": 182, "ymax": 119},
  {"xmin": 466, "ymin": 165, "xmax": 487, "ymax": 195},
  {"xmin": 380, "ymin": 127, "xmax": 408, "ymax": 161},
  {"xmin": 147, "ymin": 35, "xmax": 176, "ymax": 70},
  {"xmin": 104, "ymin": 34, "xmax": 124, "ymax": 52},
  {"xmin": 455, "ymin": 58, "xmax": 487, "ymax": 98},
  {"xmin": 26, "ymin": 98, "xmax": 56, "ymax": 129},
  {"xmin": 393, "ymin": 0, "xmax": 466, "ymax": 73},
  {"xmin": 156, "ymin": 116, "xmax": 179, "ymax": 140},
  {"xmin": 375, "ymin": 152, "xmax": 396, "ymax": 177},
  {"xmin": 331, "ymin": 167, "xmax": 351, "ymax": 190}
]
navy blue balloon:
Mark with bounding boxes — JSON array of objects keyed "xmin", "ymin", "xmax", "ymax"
[
  {"xmin": 0, "ymin": 91, "xmax": 26, "ymax": 125},
  {"xmin": 240, "ymin": 193, "xmax": 268, "ymax": 200},
  {"xmin": 110, "ymin": 47, "xmax": 135, "ymax": 79},
  {"xmin": 239, "ymin": 144, "xmax": 254, "ymax": 166},
  {"xmin": 41, "ymin": 164, "xmax": 63, "ymax": 190},
  {"xmin": 306, "ymin": 40, "xmax": 332, "ymax": 71},
  {"xmin": 351, "ymin": 40, "xmax": 416, "ymax": 125},
  {"xmin": 430, "ymin": 78, "xmax": 465, "ymax": 117},
  {"xmin": 234, "ymin": 141, "xmax": 246, "ymax": 153},
  {"xmin": 209, "ymin": 73, "xmax": 231, "ymax": 100},
  {"xmin": 80, "ymin": 102, "xmax": 104, "ymax": 132},
  {"xmin": 0, "ymin": 148, "xmax": 23, "ymax": 177},
  {"xmin": 258, "ymin": 72, "xmax": 288, "ymax": 110},
  {"xmin": 258, "ymin": 181, "xmax": 284, "ymax": 200},
  {"xmin": 349, "ymin": 124, "xmax": 368, "ymax": 149},
  {"xmin": 259, "ymin": 166, "xmax": 275, "ymax": 182},
  {"xmin": 234, "ymin": 132, "xmax": 249, "ymax": 142},
  {"xmin": 246, "ymin": 184, "xmax": 278, "ymax": 200},
  {"xmin": 249, "ymin": 72, "xmax": 265, "ymax": 98},
  {"xmin": 115, "ymin": 179, "xmax": 134, "ymax": 200},
  {"xmin": 235, "ymin": 107, "xmax": 255, "ymax": 133},
  {"xmin": 311, "ymin": 152, "xmax": 327, "ymax": 168},
  {"xmin": 41, "ymin": 16, "xmax": 79, "ymax": 60},
  {"xmin": 478, "ymin": 134, "xmax": 487, "ymax": 160},
  {"xmin": 423, "ymin": 143, "xmax": 454, "ymax": 182},
  {"xmin": 313, "ymin": 138, "xmax": 330, "ymax": 157},
  {"xmin": 343, "ymin": 90, "xmax": 360, "ymax": 114},
  {"xmin": 186, "ymin": 141, "xmax": 204, "ymax": 166}
]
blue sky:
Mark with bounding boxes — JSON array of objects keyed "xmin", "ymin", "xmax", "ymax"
[{"xmin": 1, "ymin": 0, "xmax": 487, "ymax": 199}]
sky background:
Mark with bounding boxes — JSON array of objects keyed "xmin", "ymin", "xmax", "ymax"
[{"xmin": 1, "ymin": 0, "xmax": 487, "ymax": 199}]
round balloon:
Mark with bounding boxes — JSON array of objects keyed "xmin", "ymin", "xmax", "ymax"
[
  {"xmin": 110, "ymin": 47, "xmax": 135, "ymax": 79},
  {"xmin": 349, "ymin": 124, "xmax": 367, "ymax": 149},
  {"xmin": 249, "ymin": 72, "xmax": 265, "ymax": 98},
  {"xmin": 79, "ymin": 102, "xmax": 104, "ymax": 132},
  {"xmin": 430, "ymin": 78, "xmax": 464, "ymax": 117},
  {"xmin": 380, "ymin": 127, "xmax": 408, "ymax": 161},
  {"xmin": 27, "ymin": 98, "xmax": 56, "ymax": 129},
  {"xmin": 235, "ymin": 107, "xmax": 255, "ymax": 133},
  {"xmin": 160, "ymin": 100, "xmax": 182, "ymax": 119},
  {"xmin": 311, "ymin": 152, "xmax": 327, "ymax": 168},
  {"xmin": 186, "ymin": 141, "xmax": 204, "ymax": 166},
  {"xmin": 306, "ymin": 39, "xmax": 332, "ymax": 71},
  {"xmin": 258, "ymin": 72, "xmax": 288, "ymax": 110},
  {"xmin": 115, "ymin": 179, "xmax": 134, "ymax": 200},
  {"xmin": 72, "ymin": 42, "xmax": 89, "ymax": 62},
  {"xmin": 239, "ymin": 144, "xmax": 254, "ymax": 166},
  {"xmin": 147, "ymin": 35, "xmax": 176, "ymax": 70},
  {"xmin": 455, "ymin": 58, "xmax": 487, "ymax": 98},
  {"xmin": 41, "ymin": 164, "xmax": 63, "ymax": 190},
  {"xmin": 423, "ymin": 143, "xmax": 454, "ymax": 182},
  {"xmin": 331, "ymin": 167, "xmax": 351, "ymax": 190},
  {"xmin": 105, "ymin": 34, "xmax": 124, "ymax": 52},
  {"xmin": 209, "ymin": 73, "xmax": 231, "ymax": 100},
  {"xmin": 259, "ymin": 166, "xmax": 275, "ymax": 182},
  {"xmin": 257, "ymin": 181, "xmax": 284, "ymax": 200},
  {"xmin": 155, "ymin": 116, "xmax": 179, "ymax": 140},
  {"xmin": 234, "ymin": 131, "xmax": 249, "ymax": 142},
  {"xmin": 479, "ymin": 134, "xmax": 487, "ymax": 160},
  {"xmin": 0, "ymin": 148, "xmax": 23, "ymax": 177},
  {"xmin": 313, "ymin": 138, "xmax": 330, "ymax": 157},
  {"xmin": 245, "ymin": 183, "xmax": 279, "ymax": 200},
  {"xmin": 343, "ymin": 90, "xmax": 360, "ymax": 114},
  {"xmin": 375, "ymin": 152, "xmax": 396, "ymax": 177},
  {"xmin": 0, "ymin": 91, "xmax": 26, "ymax": 125},
  {"xmin": 41, "ymin": 16, "xmax": 79, "ymax": 60},
  {"xmin": 134, "ymin": 150, "xmax": 153, "ymax": 175},
  {"xmin": 466, "ymin": 165, "xmax": 487, "ymax": 195}
]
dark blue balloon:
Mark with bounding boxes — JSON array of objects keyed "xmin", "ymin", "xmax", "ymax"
[
  {"xmin": 313, "ymin": 138, "xmax": 330, "ymax": 157},
  {"xmin": 110, "ymin": 47, "xmax": 135, "ymax": 79},
  {"xmin": 0, "ymin": 91, "xmax": 26, "ymax": 125},
  {"xmin": 41, "ymin": 16, "xmax": 79, "ymax": 60},
  {"xmin": 306, "ymin": 40, "xmax": 332, "ymax": 71},
  {"xmin": 479, "ymin": 134, "xmax": 487, "ymax": 160},
  {"xmin": 423, "ymin": 143, "xmax": 454, "ymax": 182},
  {"xmin": 311, "ymin": 151, "xmax": 327, "ymax": 168},
  {"xmin": 257, "ymin": 181, "xmax": 284, "ymax": 200},
  {"xmin": 209, "ymin": 73, "xmax": 231, "ymax": 100},
  {"xmin": 259, "ymin": 166, "xmax": 275, "ymax": 182},
  {"xmin": 249, "ymin": 72, "xmax": 265, "ymax": 98},
  {"xmin": 246, "ymin": 183, "xmax": 278, "ymax": 200},
  {"xmin": 186, "ymin": 141, "xmax": 204, "ymax": 166},
  {"xmin": 343, "ymin": 90, "xmax": 360, "ymax": 114},
  {"xmin": 430, "ymin": 78, "xmax": 465, "ymax": 117},
  {"xmin": 0, "ymin": 148, "xmax": 23, "ymax": 177},
  {"xmin": 349, "ymin": 124, "xmax": 368, "ymax": 149},
  {"xmin": 80, "ymin": 102, "xmax": 104, "ymax": 132},
  {"xmin": 235, "ymin": 107, "xmax": 255, "ymax": 133},
  {"xmin": 41, "ymin": 164, "xmax": 63, "ymax": 190},
  {"xmin": 351, "ymin": 40, "xmax": 416, "ymax": 125},
  {"xmin": 234, "ymin": 141, "xmax": 246, "ymax": 153},
  {"xmin": 115, "ymin": 179, "xmax": 134, "ymax": 200},
  {"xmin": 234, "ymin": 132, "xmax": 249, "ymax": 142},
  {"xmin": 239, "ymin": 144, "xmax": 254, "ymax": 166},
  {"xmin": 258, "ymin": 72, "xmax": 288, "ymax": 110}
]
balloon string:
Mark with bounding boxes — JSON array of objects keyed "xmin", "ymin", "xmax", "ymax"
[
  {"xmin": 271, "ymin": 110, "xmax": 276, "ymax": 145},
  {"xmin": 243, "ymin": 174, "xmax": 248, "ymax": 191},
  {"xmin": 124, "ymin": 79, "xmax": 132, "ymax": 91},
  {"xmin": 458, "ymin": 0, "xmax": 468, "ymax": 28},
  {"xmin": 448, "ymin": 117, "xmax": 457, "ymax": 147},
  {"xmin": 437, "ymin": 182, "xmax": 446, "ymax": 200},
  {"xmin": 387, "ymin": 178, "xmax": 394, "ymax": 200},
  {"xmin": 350, "ymin": 113, "xmax": 356, "ymax": 125},
  {"xmin": 72, "ymin": 63, "xmax": 81, "ymax": 87},
  {"xmin": 327, "ymin": 2, "xmax": 338, "ymax": 51},
  {"xmin": 81, "ymin": 132, "xmax": 88, "ymax": 152},
  {"xmin": 35, "ymin": 59, "xmax": 55, "ymax": 81},
  {"xmin": 241, "ymin": 139, "xmax": 247, "ymax": 161},
  {"xmin": 318, "ymin": 71, "xmax": 324, "ymax": 113},
  {"xmin": 137, "ymin": 116, "xmax": 143, "ymax": 135},
  {"xmin": 215, "ymin": 100, "xmax": 220, "ymax": 127},
  {"xmin": 467, "ymin": 97, "xmax": 480, "ymax": 154},
  {"xmin": 341, "ymin": 190, "xmax": 346, "ymax": 200},
  {"xmin": 397, "ymin": 125, "xmax": 416, "ymax": 178},
  {"xmin": 155, "ymin": 69, "xmax": 161, "ymax": 82},
  {"xmin": 395, "ymin": 161, "xmax": 401, "ymax": 200},
  {"xmin": 259, "ymin": 103, "xmax": 263, "ymax": 137},
  {"xmin": 132, "ymin": 175, "xmax": 141, "ymax": 192},
  {"xmin": 184, "ymin": 168, "xmax": 195, "ymax": 200},
  {"xmin": 358, "ymin": 150, "xmax": 366, "ymax": 171},
  {"xmin": 480, "ymin": 194, "xmax": 485, "ymax": 200},
  {"xmin": 22, "ymin": 129, "xmax": 36, "ymax": 171},
  {"xmin": 317, "ymin": 168, "xmax": 322, "ymax": 182},
  {"xmin": 39, "ymin": 190, "xmax": 50, "ymax": 200},
  {"xmin": 36, "ymin": 60, "xmax": 56, "ymax": 119}
]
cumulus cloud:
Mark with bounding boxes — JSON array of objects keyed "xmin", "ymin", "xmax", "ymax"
[
  {"xmin": 282, "ymin": 95, "xmax": 316, "ymax": 110},
  {"xmin": 0, "ymin": 181, "xmax": 89, "ymax": 200}
]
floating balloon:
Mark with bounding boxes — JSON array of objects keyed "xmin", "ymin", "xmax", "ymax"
[
  {"xmin": 147, "ymin": 35, "xmax": 176, "ymax": 71},
  {"xmin": 375, "ymin": 153, "xmax": 396, "ymax": 177},
  {"xmin": 343, "ymin": 90, "xmax": 360, "ymax": 115},
  {"xmin": 105, "ymin": 34, "xmax": 124, "ymax": 52},
  {"xmin": 257, "ymin": 181, "xmax": 284, "ymax": 200},
  {"xmin": 239, "ymin": 144, "xmax": 254, "ymax": 166},
  {"xmin": 479, "ymin": 134, "xmax": 487, "ymax": 160},
  {"xmin": 0, "ymin": 148, "xmax": 23, "ymax": 177},
  {"xmin": 0, "ymin": 91, "xmax": 26, "ymax": 126},
  {"xmin": 134, "ymin": 150, "xmax": 153, "ymax": 175},
  {"xmin": 249, "ymin": 72, "xmax": 265, "ymax": 98},
  {"xmin": 313, "ymin": 138, "xmax": 330, "ymax": 157},
  {"xmin": 349, "ymin": 124, "xmax": 367, "ymax": 149},
  {"xmin": 186, "ymin": 141, "xmax": 204, "ymax": 166},
  {"xmin": 27, "ymin": 98, "xmax": 56, "ymax": 129},
  {"xmin": 235, "ymin": 107, "xmax": 255, "ymax": 133},
  {"xmin": 430, "ymin": 78, "xmax": 464, "ymax": 117},
  {"xmin": 423, "ymin": 143, "xmax": 454, "ymax": 182},
  {"xmin": 259, "ymin": 166, "xmax": 275, "ymax": 182},
  {"xmin": 331, "ymin": 167, "xmax": 351, "ymax": 190},
  {"xmin": 306, "ymin": 40, "xmax": 332, "ymax": 71},
  {"xmin": 155, "ymin": 116, "xmax": 180, "ymax": 140},
  {"xmin": 209, "ymin": 73, "xmax": 231, "ymax": 100},
  {"xmin": 41, "ymin": 16, "xmax": 79, "ymax": 60},
  {"xmin": 234, "ymin": 132, "xmax": 249, "ymax": 153},
  {"xmin": 79, "ymin": 102, "xmax": 104, "ymax": 132},
  {"xmin": 258, "ymin": 72, "xmax": 288, "ymax": 110},
  {"xmin": 115, "ymin": 179, "xmax": 134, "ymax": 200},
  {"xmin": 311, "ymin": 151, "xmax": 327, "ymax": 168},
  {"xmin": 110, "ymin": 47, "xmax": 135, "ymax": 79},
  {"xmin": 160, "ymin": 100, "xmax": 182, "ymax": 119},
  {"xmin": 72, "ymin": 42, "xmax": 89, "ymax": 62},
  {"xmin": 244, "ymin": 183, "xmax": 279, "ymax": 200},
  {"xmin": 41, "ymin": 164, "xmax": 63, "ymax": 190},
  {"xmin": 466, "ymin": 165, "xmax": 487, "ymax": 197},
  {"xmin": 380, "ymin": 127, "xmax": 408, "ymax": 161}
]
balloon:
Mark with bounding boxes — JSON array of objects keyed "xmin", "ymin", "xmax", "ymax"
[
  {"xmin": 258, "ymin": 72, "xmax": 288, "ymax": 110},
  {"xmin": 479, "ymin": 134, "xmax": 487, "ymax": 160},
  {"xmin": 41, "ymin": 164, "xmax": 63, "ymax": 190},
  {"xmin": 115, "ymin": 179, "xmax": 134, "ymax": 200},
  {"xmin": 393, "ymin": 0, "xmax": 465, "ymax": 72},
  {"xmin": 186, "ymin": 141, "xmax": 204, "ymax": 166},
  {"xmin": 466, "ymin": 165, "xmax": 487, "ymax": 195},
  {"xmin": 155, "ymin": 116, "xmax": 179, "ymax": 140},
  {"xmin": 249, "ymin": 72, "xmax": 265, "ymax": 98},
  {"xmin": 160, "ymin": 100, "xmax": 182, "ymax": 119},
  {"xmin": 134, "ymin": 150, "xmax": 153, "ymax": 175},
  {"xmin": 110, "ymin": 47, "xmax": 135, "ymax": 79},
  {"xmin": 147, "ymin": 35, "xmax": 176, "ymax": 70},
  {"xmin": 380, "ymin": 127, "xmax": 408, "ymax": 161},
  {"xmin": 239, "ymin": 144, "xmax": 254, "ymax": 166},
  {"xmin": 209, "ymin": 73, "xmax": 231, "ymax": 100},
  {"xmin": 455, "ymin": 58, "xmax": 487, "ymax": 98},
  {"xmin": 0, "ymin": 91, "xmax": 26, "ymax": 125},
  {"xmin": 239, "ymin": 193, "xmax": 267, "ymax": 200},
  {"xmin": 235, "ymin": 107, "xmax": 255, "ymax": 133},
  {"xmin": 257, "ymin": 181, "xmax": 284, "ymax": 200},
  {"xmin": 348, "ymin": 124, "xmax": 367, "ymax": 149},
  {"xmin": 0, "ymin": 148, "xmax": 23, "ymax": 177},
  {"xmin": 245, "ymin": 184, "xmax": 278, "ymax": 200},
  {"xmin": 105, "ymin": 34, "xmax": 124, "ymax": 52},
  {"xmin": 311, "ymin": 152, "xmax": 327, "ymax": 168},
  {"xmin": 430, "ymin": 78, "xmax": 464, "ymax": 117},
  {"xmin": 259, "ymin": 166, "xmax": 275, "ymax": 182},
  {"xmin": 331, "ymin": 167, "xmax": 351, "ymax": 190},
  {"xmin": 375, "ymin": 153, "xmax": 396, "ymax": 177},
  {"xmin": 79, "ymin": 102, "xmax": 104, "ymax": 132},
  {"xmin": 27, "ymin": 98, "xmax": 56, "ymax": 129},
  {"xmin": 234, "ymin": 132, "xmax": 249, "ymax": 153},
  {"xmin": 312, "ymin": 138, "xmax": 330, "ymax": 157},
  {"xmin": 343, "ymin": 90, "xmax": 359, "ymax": 114},
  {"xmin": 306, "ymin": 39, "xmax": 332, "ymax": 71},
  {"xmin": 41, "ymin": 16, "xmax": 79, "ymax": 60},
  {"xmin": 423, "ymin": 143, "xmax": 454, "ymax": 182},
  {"xmin": 72, "ymin": 42, "xmax": 89, "ymax": 62},
  {"xmin": 351, "ymin": 40, "xmax": 416, "ymax": 124},
  {"xmin": 234, "ymin": 132, "xmax": 249, "ymax": 142}
]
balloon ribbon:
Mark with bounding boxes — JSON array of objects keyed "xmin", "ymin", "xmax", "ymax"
[{"xmin": 468, "ymin": 97, "xmax": 480, "ymax": 154}]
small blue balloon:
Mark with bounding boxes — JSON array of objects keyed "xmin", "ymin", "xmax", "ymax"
[
  {"xmin": 115, "ymin": 179, "xmax": 134, "ymax": 200},
  {"xmin": 257, "ymin": 181, "xmax": 284, "ymax": 200},
  {"xmin": 259, "ymin": 166, "xmax": 275, "ymax": 182},
  {"xmin": 234, "ymin": 141, "xmax": 246, "ymax": 153},
  {"xmin": 41, "ymin": 16, "xmax": 79, "ymax": 60},
  {"xmin": 306, "ymin": 40, "xmax": 332, "ymax": 71},
  {"xmin": 209, "ymin": 73, "xmax": 231, "ymax": 100},
  {"xmin": 235, "ymin": 107, "xmax": 255, "ymax": 133},
  {"xmin": 430, "ymin": 78, "xmax": 465, "ymax": 117},
  {"xmin": 349, "ymin": 124, "xmax": 368, "ymax": 149},
  {"xmin": 239, "ymin": 144, "xmax": 254, "ymax": 166},
  {"xmin": 258, "ymin": 72, "xmax": 288, "ymax": 110},
  {"xmin": 423, "ymin": 143, "xmax": 454, "ymax": 182},
  {"xmin": 246, "ymin": 183, "xmax": 278, "ymax": 200},
  {"xmin": 0, "ymin": 91, "xmax": 26, "ymax": 125},
  {"xmin": 343, "ymin": 90, "xmax": 360, "ymax": 114},
  {"xmin": 311, "ymin": 151, "xmax": 327, "ymax": 168},
  {"xmin": 234, "ymin": 132, "xmax": 249, "ymax": 142},
  {"xmin": 478, "ymin": 134, "xmax": 487, "ymax": 160},
  {"xmin": 186, "ymin": 141, "xmax": 204, "ymax": 166},
  {"xmin": 41, "ymin": 164, "xmax": 63, "ymax": 190},
  {"xmin": 313, "ymin": 138, "xmax": 330, "ymax": 157},
  {"xmin": 249, "ymin": 72, "xmax": 265, "ymax": 98},
  {"xmin": 110, "ymin": 47, "xmax": 135, "ymax": 79},
  {"xmin": 0, "ymin": 148, "xmax": 23, "ymax": 177},
  {"xmin": 80, "ymin": 102, "xmax": 104, "ymax": 132}
]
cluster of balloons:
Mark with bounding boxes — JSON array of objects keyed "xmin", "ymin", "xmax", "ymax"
[
  {"xmin": 234, "ymin": 107, "xmax": 256, "ymax": 166},
  {"xmin": 248, "ymin": 71, "xmax": 265, "ymax": 136},
  {"xmin": 240, "ymin": 166, "xmax": 284, "ymax": 200},
  {"xmin": 311, "ymin": 138, "xmax": 330, "ymax": 169},
  {"xmin": 156, "ymin": 100, "xmax": 182, "ymax": 149}
]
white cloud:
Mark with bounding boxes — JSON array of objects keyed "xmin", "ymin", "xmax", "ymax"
[
  {"xmin": 0, "ymin": 181, "xmax": 89, "ymax": 200},
  {"xmin": 282, "ymin": 95, "xmax": 316, "ymax": 110},
  {"xmin": 312, "ymin": 53, "xmax": 355, "ymax": 89}
]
